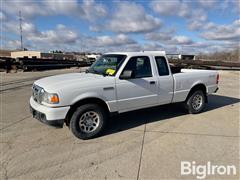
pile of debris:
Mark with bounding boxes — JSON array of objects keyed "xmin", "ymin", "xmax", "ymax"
[
  {"xmin": 168, "ymin": 59, "xmax": 240, "ymax": 70},
  {"xmin": 0, "ymin": 57, "xmax": 91, "ymax": 72}
]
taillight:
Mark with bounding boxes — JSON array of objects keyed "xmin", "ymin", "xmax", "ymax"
[{"xmin": 216, "ymin": 74, "xmax": 219, "ymax": 84}]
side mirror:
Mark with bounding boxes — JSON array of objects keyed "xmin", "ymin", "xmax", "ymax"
[{"xmin": 120, "ymin": 70, "xmax": 133, "ymax": 79}]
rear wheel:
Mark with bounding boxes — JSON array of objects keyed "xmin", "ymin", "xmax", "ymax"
[
  {"xmin": 185, "ymin": 90, "xmax": 206, "ymax": 114},
  {"xmin": 70, "ymin": 104, "xmax": 107, "ymax": 140}
]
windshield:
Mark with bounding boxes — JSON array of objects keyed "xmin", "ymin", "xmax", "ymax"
[{"xmin": 87, "ymin": 54, "xmax": 127, "ymax": 76}]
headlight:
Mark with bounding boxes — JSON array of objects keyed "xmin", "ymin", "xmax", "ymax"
[{"xmin": 40, "ymin": 90, "xmax": 59, "ymax": 104}]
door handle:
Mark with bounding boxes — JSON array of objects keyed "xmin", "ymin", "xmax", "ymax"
[
  {"xmin": 103, "ymin": 87, "xmax": 114, "ymax": 90},
  {"xmin": 149, "ymin": 81, "xmax": 156, "ymax": 84}
]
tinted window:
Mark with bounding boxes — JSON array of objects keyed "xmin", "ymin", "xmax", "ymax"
[
  {"xmin": 122, "ymin": 56, "xmax": 152, "ymax": 78},
  {"xmin": 155, "ymin": 56, "xmax": 169, "ymax": 76}
]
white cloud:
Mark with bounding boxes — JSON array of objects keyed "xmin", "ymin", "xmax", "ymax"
[
  {"xmin": 107, "ymin": 1, "xmax": 161, "ymax": 33},
  {"xmin": 44, "ymin": 0, "xmax": 107, "ymax": 21},
  {"xmin": 22, "ymin": 22, "xmax": 39, "ymax": 35},
  {"xmin": 2, "ymin": 17, "xmax": 137, "ymax": 51},
  {"xmin": 150, "ymin": 1, "xmax": 208, "ymax": 21},
  {"xmin": 28, "ymin": 24, "xmax": 78, "ymax": 44},
  {"xmin": 142, "ymin": 43, "xmax": 163, "ymax": 51},
  {"xmin": 0, "ymin": 11, "xmax": 7, "ymax": 21},
  {"xmin": 192, "ymin": 9, "xmax": 207, "ymax": 22},
  {"xmin": 188, "ymin": 21, "xmax": 216, "ymax": 31},
  {"xmin": 204, "ymin": 22, "xmax": 217, "ymax": 30},
  {"xmin": 145, "ymin": 29, "xmax": 175, "ymax": 41},
  {"xmin": 189, "ymin": 41, "xmax": 238, "ymax": 53},
  {"xmin": 87, "ymin": 34, "xmax": 136, "ymax": 47},
  {"xmin": 201, "ymin": 20, "xmax": 240, "ymax": 41},
  {"xmin": 76, "ymin": 34, "xmax": 139, "ymax": 53},
  {"xmin": 150, "ymin": 0, "xmax": 190, "ymax": 17},
  {"xmin": 2, "ymin": 0, "xmax": 107, "ymax": 21},
  {"xmin": 89, "ymin": 25, "xmax": 103, "ymax": 32},
  {"xmin": 183, "ymin": 41, "xmax": 239, "ymax": 54},
  {"xmin": 2, "ymin": 0, "xmax": 47, "ymax": 19},
  {"xmin": 145, "ymin": 30, "xmax": 193, "ymax": 45},
  {"xmin": 172, "ymin": 36, "xmax": 193, "ymax": 45},
  {"xmin": 2, "ymin": 20, "xmax": 39, "ymax": 38},
  {"xmin": 3, "ymin": 22, "xmax": 78, "ymax": 50},
  {"xmin": 233, "ymin": 19, "xmax": 240, "ymax": 26},
  {"xmin": 123, "ymin": 44, "xmax": 142, "ymax": 51},
  {"xmin": 7, "ymin": 40, "xmax": 21, "ymax": 48},
  {"xmin": 43, "ymin": 0, "xmax": 82, "ymax": 16},
  {"xmin": 188, "ymin": 21, "xmax": 203, "ymax": 31},
  {"xmin": 150, "ymin": 0, "xmax": 208, "ymax": 32},
  {"xmin": 187, "ymin": 8, "xmax": 208, "ymax": 31},
  {"xmin": 82, "ymin": 0, "xmax": 107, "ymax": 21},
  {"xmin": 197, "ymin": 0, "xmax": 217, "ymax": 8},
  {"xmin": 2, "ymin": 1, "xmax": 239, "ymax": 54},
  {"xmin": 163, "ymin": 45, "xmax": 179, "ymax": 53}
]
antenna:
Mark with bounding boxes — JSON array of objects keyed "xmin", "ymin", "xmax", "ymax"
[{"xmin": 19, "ymin": 11, "xmax": 23, "ymax": 50}]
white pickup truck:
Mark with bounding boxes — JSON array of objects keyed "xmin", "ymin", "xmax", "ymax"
[{"xmin": 30, "ymin": 51, "xmax": 219, "ymax": 139}]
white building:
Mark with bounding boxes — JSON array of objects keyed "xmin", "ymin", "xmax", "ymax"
[{"xmin": 11, "ymin": 51, "xmax": 41, "ymax": 58}]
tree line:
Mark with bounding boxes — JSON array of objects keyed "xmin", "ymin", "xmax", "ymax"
[{"xmin": 196, "ymin": 48, "xmax": 240, "ymax": 62}]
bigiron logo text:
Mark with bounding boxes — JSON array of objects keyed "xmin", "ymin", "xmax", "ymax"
[{"xmin": 181, "ymin": 161, "xmax": 237, "ymax": 179}]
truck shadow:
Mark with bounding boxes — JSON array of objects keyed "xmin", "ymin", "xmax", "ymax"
[{"xmin": 103, "ymin": 94, "xmax": 240, "ymax": 136}]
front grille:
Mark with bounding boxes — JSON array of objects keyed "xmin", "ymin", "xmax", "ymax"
[{"xmin": 32, "ymin": 84, "xmax": 43, "ymax": 103}]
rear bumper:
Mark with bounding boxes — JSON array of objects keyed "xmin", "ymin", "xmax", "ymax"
[
  {"xmin": 29, "ymin": 97, "xmax": 70, "ymax": 128},
  {"xmin": 207, "ymin": 85, "xmax": 219, "ymax": 94}
]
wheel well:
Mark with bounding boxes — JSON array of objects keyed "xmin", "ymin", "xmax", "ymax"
[
  {"xmin": 185, "ymin": 84, "xmax": 207, "ymax": 102},
  {"xmin": 65, "ymin": 98, "xmax": 109, "ymax": 126}
]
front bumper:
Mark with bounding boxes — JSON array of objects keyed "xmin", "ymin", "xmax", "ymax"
[{"xmin": 29, "ymin": 96, "xmax": 70, "ymax": 128}]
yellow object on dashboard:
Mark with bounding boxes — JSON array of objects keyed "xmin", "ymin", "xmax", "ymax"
[{"xmin": 106, "ymin": 69, "xmax": 115, "ymax": 75}]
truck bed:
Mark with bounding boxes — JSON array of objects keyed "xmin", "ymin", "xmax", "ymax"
[
  {"xmin": 170, "ymin": 66, "xmax": 182, "ymax": 74},
  {"xmin": 171, "ymin": 69, "xmax": 218, "ymax": 103}
]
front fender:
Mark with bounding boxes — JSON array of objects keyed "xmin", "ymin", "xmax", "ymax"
[
  {"xmin": 70, "ymin": 92, "xmax": 117, "ymax": 112},
  {"xmin": 71, "ymin": 92, "xmax": 107, "ymax": 105}
]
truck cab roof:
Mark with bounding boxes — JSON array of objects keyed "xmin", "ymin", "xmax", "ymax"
[{"xmin": 104, "ymin": 51, "xmax": 166, "ymax": 57}]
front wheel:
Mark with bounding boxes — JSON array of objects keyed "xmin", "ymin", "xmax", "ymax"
[
  {"xmin": 70, "ymin": 104, "xmax": 107, "ymax": 140},
  {"xmin": 185, "ymin": 90, "xmax": 206, "ymax": 114}
]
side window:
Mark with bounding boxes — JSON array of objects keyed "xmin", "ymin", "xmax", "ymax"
[
  {"xmin": 122, "ymin": 56, "xmax": 152, "ymax": 78},
  {"xmin": 155, "ymin": 56, "xmax": 169, "ymax": 76}
]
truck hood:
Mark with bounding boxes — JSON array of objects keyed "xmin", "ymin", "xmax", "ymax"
[{"xmin": 34, "ymin": 72, "xmax": 111, "ymax": 92}]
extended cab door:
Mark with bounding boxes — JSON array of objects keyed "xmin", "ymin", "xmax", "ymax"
[
  {"xmin": 154, "ymin": 56, "xmax": 174, "ymax": 105},
  {"xmin": 116, "ymin": 56, "xmax": 158, "ymax": 112}
]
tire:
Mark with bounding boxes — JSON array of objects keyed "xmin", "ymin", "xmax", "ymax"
[
  {"xmin": 70, "ymin": 104, "xmax": 107, "ymax": 140},
  {"xmin": 185, "ymin": 90, "xmax": 206, "ymax": 114}
]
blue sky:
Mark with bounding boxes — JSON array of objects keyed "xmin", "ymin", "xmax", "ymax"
[{"xmin": 1, "ymin": 0, "xmax": 239, "ymax": 54}]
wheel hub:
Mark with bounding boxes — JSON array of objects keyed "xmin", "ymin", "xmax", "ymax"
[
  {"xmin": 85, "ymin": 118, "xmax": 93, "ymax": 126},
  {"xmin": 79, "ymin": 111, "xmax": 100, "ymax": 133},
  {"xmin": 192, "ymin": 94, "xmax": 203, "ymax": 110}
]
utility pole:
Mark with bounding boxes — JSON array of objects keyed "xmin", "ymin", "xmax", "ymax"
[{"xmin": 19, "ymin": 11, "xmax": 23, "ymax": 50}]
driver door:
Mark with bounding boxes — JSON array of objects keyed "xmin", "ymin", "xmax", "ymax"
[{"xmin": 116, "ymin": 56, "xmax": 158, "ymax": 112}]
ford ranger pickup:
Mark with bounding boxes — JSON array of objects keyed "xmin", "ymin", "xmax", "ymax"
[{"xmin": 30, "ymin": 51, "xmax": 219, "ymax": 139}]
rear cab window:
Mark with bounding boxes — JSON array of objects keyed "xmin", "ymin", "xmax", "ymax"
[{"xmin": 155, "ymin": 56, "xmax": 170, "ymax": 76}]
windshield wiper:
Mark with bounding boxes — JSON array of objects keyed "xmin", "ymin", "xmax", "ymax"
[
  {"xmin": 86, "ymin": 68, "xmax": 104, "ymax": 76},
  {"xmin": 102, "ymin": 73, "xmax": 110, "ymax": 77}
]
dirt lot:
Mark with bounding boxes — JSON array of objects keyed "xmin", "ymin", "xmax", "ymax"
[{"xmin": 0, "ymin": 69, "xmax": 239, "ymax": 179}]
